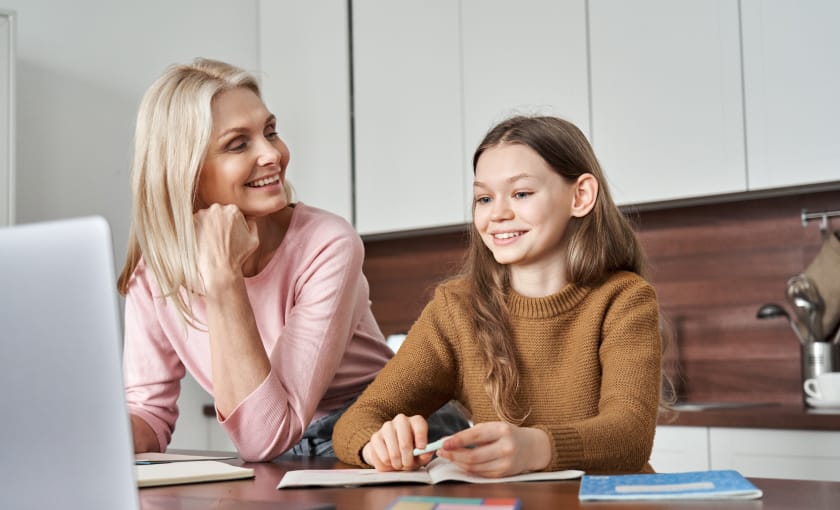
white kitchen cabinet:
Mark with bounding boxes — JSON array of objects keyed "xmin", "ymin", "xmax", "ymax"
[
  {"xmin": 652, "ymin": 425, "xmax": 840, "ymax": 482},
  {"xmin": 650, "ymin": 425, "xmax": 710, "ymax": 472},
  {"xmin": 259, "ymin": 0, "xmax": 354, "ymax": 223},
  {"xmin": 710, "ymin": 427, "xmax": 840, "ymax": 482},
  {"xmin": 0, "ymin": 10, "xmax": 14, "ymax": 227},
  {"xmin": 588, "ymin": 0, "xmax": 746, "ymax": 206},
  {"xmin": 460, "ymin": 0, "xmax": 589, "ymax": 220},
  {"xmin": 353, "ymin": 0, "xmax": 591, "ymax": 235},
  {"xmin": 352, "ymin": 0, "xmax": 465, "ymax": 235},
  {"xmin": 741, "ymin": 0, "xmax": 840, "ymax": 190}
]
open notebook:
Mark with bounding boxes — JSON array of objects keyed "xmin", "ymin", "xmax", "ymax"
[{"xmin": 0, "ymin": 217, "xmax": 140, "ymax": 510}]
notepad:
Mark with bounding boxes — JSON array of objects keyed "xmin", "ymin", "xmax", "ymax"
[
  {"xmin": 277, "ymin": 457, "xmax": 582, "ymax": 488},
  {"xmin": 135, "ymin": 452, "xmax": 237, "ymax": 464},
  {"xmin": 136, "ymin": 460, "xmax": 255, "ymax": 488},
  {"xmin": 386, "ymin": 496, "xmax": 521, "ymax": 509},
  {"xmin": 578, "ymin": 470, "xmax": 763, "ymax": 501}
]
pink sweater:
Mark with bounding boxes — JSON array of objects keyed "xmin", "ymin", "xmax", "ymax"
[{"xmin": 122, "ymin": 203, "xmax": 393, "ymax": 461}]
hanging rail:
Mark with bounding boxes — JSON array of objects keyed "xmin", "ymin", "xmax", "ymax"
[{"xmin": 801, "ymin": 208, "xmax": 840, "ymax": 233}]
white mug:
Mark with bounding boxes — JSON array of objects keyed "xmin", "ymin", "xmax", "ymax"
[{"xmin": 803, "ymin": 372, "xmax": 840, "ymax": 401}]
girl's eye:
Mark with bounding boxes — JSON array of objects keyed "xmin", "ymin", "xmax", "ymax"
[
  {"xmin": 514, "ymin": 191, "xmax": 532, "ymax": 199},
  {"xmin": 265, "ymin": 126, "xmax": 278, "ymax": 139},
  {"xmin": 475, "ymin": 196, "xmax": 491, "ymax": 205}
]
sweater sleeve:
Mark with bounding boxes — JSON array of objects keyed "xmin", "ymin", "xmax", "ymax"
[
  {"xmin": 540, "ymin": 278, "xmax": 662, "ymax": 474},
  {"xmin": 219, "ymin": 228, "xmax": 375, "ymax": 461},
  {"xmin": 122, "ymin": 266, "xmax": 183, "ymax": 452},
  {"xmin": 333, "ymin": 288, "xmax": 458, "ymax": 467}
]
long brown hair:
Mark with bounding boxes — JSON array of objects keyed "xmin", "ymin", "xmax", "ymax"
[{"xmin": 459, "ymin": 115, "xmax": 649, "ymax": 423}]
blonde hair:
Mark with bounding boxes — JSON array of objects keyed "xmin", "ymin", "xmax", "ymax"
[
  {"xmin": 117, "ymin": 58, "xmax": 292, "ymax": 325},
  {"xmin": 459, "ymin": 115, "xmax": 648, "ymax": 423}
]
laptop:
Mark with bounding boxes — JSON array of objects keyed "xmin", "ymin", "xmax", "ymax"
[
  {"xmin": 0, "ymin": 216, "xmax": 339, "ymax": 510},
  {"xmin": 0, "ymin": 216, "xmax": 140, "ymax": 510}
]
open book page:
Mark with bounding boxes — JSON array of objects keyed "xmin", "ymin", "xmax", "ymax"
[
  {"xmin": 277, "ymin": 457, "xmax": 582, "ymax": 489},
  {"xmin": 578, "ymin": 470, "xmax": 763, "ymax": 501},
  {"xmin": 277, "ymin": 467, "xmax": 433, "ymax": 488},
  {"xmin": 425, "ymin": 458, "xmax": 583, "ymax": 484},
  {"xmin": 136, "ymin": 460, "xmax": 255, "ymax": 488},
  {"xmin": 135, "ymin": 452, "xmax": 237, "ymax": 464}
]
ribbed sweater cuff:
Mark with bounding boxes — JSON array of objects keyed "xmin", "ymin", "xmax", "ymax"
[
  {"xmin": 535, "ymin": 424, "xmax": 584, "ymax": 472},
  {"xmin": 342, "ymin": 426, "xmax": 381, "ymax": 467}
]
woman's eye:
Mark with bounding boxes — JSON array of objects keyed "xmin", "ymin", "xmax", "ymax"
[
  {"xmin": 226, "ymin": 138, "xmax": 247, "ymax": 152},
  {"xmin": 514, "ymin": 191, "xmax": 532, "ymax": 199},
  {"xmin": 265, "ymin": 128, "xmax": 278, "ymax": 139}
]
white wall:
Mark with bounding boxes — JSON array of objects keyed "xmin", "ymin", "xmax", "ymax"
[
  {"xmin": 6, "ymin": 0, "xmax": 260, "ymax": 267},
  {"xmin": 4, "ymin": 1, "xmax": 262, "ymax": 451}
]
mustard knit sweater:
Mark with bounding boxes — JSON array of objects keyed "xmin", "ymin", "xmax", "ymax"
[{"xmin": 333, "ymin": 271, "xmax": 662, "ymax": 474}]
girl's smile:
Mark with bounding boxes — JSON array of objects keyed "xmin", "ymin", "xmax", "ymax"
[{"xmin": 473, "ymin": 142, "xmax": 576, "ymax": 275}]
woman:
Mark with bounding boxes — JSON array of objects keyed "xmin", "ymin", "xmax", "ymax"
[{"xmin": 118, "ymin": 58, "xmax": 393, "ymax": 461}]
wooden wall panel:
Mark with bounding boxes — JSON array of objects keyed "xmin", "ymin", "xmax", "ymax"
[{"xmin": 362, "ymin": 189, "xmax": 840, "ymax": 403}]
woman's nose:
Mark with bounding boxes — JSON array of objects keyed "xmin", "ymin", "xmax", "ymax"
[
  {"xmin": 256, "ymin": 138, "xmax": 284, "ymax": 167},
  {"xmin": 490, "ymin": 199, "xmax": 513, "ymax": 221}
]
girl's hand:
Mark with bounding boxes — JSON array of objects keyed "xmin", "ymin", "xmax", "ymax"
[
  {"xmin": 436, "ymin": 422, "xmax": 551, "ymax": 477},
  {"xmin": 361, "ymin": 414, "xmax": 435, "ymax": 471},
  {"xmin": 193, "ymin": 204, "xmax": 259, "ymax": 293}
]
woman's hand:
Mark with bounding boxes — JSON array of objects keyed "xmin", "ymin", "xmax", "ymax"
[
  {"xmin": 361, "ymin": 414, "xmax": 436, "ymax": 471},
  {"xmin": 436, "ymin": 422, "xmax": 551, "ymax": 477},
  {"xmin": 193, "ymin": 204, "xmax": 259, "ymax": 293},
  {"xmin": 130, "ymin": 414, "xmax": 160, "ymax": 454}
]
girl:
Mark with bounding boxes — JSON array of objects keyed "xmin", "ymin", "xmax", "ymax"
[
  {"xmin": 333, "ymin": 115, "xmax": 663, "ymax": 476},
  {"xmin": 119, "ymin": 58, "xmax": 394, "ymax": 461}
]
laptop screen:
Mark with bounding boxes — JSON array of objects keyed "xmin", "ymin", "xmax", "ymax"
[{"xmin": 0, "ymin": 216, "xmax": 139, "ymax": 510}]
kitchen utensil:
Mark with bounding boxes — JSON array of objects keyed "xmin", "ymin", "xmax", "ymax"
[
  {"xmin": 786, "ymin": 274, "xmax": 825, "ymax": 341},
  {"xmin": 804, "ymin": 231, "xmax": 840, "ymax": 338},
  {"xmin": 756, "ymin": 303, "xmax": 808, "ymax": 344},
  {"xmin": 802, "ymin": 278, "xmax": 826, "ymax": 340}
]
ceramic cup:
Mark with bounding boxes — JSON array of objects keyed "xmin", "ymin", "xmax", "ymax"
[{"xmin": 803, "ymin": 371, "xmax": 840, "ymax": 401}]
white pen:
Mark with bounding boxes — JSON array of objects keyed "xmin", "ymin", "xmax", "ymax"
[
  {"xmin": 413, "ymin": 403, "xmax": 475, "ymax": 456},
  {"xmin": 412, "ymin": 437, "xmax": 448, "ymax": 456}
]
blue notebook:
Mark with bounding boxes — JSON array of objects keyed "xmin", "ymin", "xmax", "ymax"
[
  {"xmin": 386, "ymin": 496, "xmax": 521, "ymax": 509},
  {"xmin": 578, "ymin": 470, "xmax": 763, "ymax": 501}
]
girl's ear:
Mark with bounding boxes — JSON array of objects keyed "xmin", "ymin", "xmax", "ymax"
[{"xmin": 570, "ymin": 173, "xmax": 598, "ymax": 218}]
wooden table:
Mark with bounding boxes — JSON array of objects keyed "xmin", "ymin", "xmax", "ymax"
[{"xmin": 139, "ymin": 454, "xmax": 840, "ymax": 509}]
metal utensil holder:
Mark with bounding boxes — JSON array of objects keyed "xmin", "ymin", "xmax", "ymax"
[{"xmin": 801, "ymin": 341, "xmax": 840, "ymax": 404}]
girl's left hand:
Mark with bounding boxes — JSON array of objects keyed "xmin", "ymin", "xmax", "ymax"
[{"xmin": 436, "ymin": 422, "xmax": 551, "ymax": 478}]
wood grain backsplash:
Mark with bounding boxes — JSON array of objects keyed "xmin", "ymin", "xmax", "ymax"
[{"xmin": 362, "ymin": 189, "xmax": 840, "ymax": 404}]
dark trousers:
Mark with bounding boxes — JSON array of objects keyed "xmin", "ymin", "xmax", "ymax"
[{"xmin": 286, "ymin": 400, "xmax": 471, "ymax": 457}]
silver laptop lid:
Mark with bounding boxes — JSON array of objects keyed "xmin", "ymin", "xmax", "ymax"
[{"xmin": 0, "ymin": 216, "xmax": 139, "ymax": 510}]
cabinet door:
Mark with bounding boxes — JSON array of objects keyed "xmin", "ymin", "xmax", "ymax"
[
  {"xmin": 710, "ymin": 427, "xmax": 840, "ymax": 481},
  {"xmin": 353, "ymin": 0, "xmax": 465, "ymax": 235},
  {"xmin": 742, "ymin": 0, "xmax": 840, "ymax": 190},
  {"xmin": 0, "ymin": 11, "xmax": 13, "ymax": 226},
  {"xmin": 650, "ymin": 425, "xmax": 710, "ymax": 472},
  {"xmin": 461, "ymin": 0, "xmax": 589, "ymax": 221},
  {"xmin": 589, "ymin": 0, "xmax": 745, "ymax": 206},
  {"xmin": 259, "ymin": 0, "xmax": 353, "ymax": 223}
]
